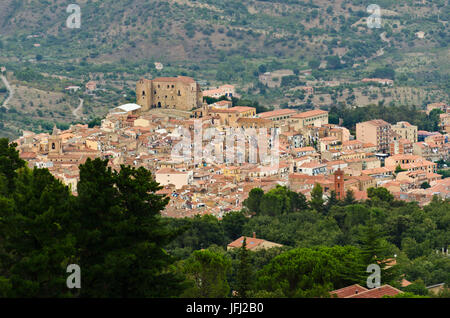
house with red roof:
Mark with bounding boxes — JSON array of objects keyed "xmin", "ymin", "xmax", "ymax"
[
  {"xmin": 227, "ymin": 233, "xmax": 283, "ymax": 251},
  {"xmin": 330, "ymin": 284, "xmax": 402, "ymax": 298}
]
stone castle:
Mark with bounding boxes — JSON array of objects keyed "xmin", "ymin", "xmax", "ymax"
[{"xmin": 136, "ymin": 76, "xmax": 203, "ymax": 112}]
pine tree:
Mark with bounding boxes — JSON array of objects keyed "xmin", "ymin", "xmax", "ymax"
[
  {"xmin": 74, "ymin": 158, "xmax": 186, "ymax": 297},
  {"xmin": 182, "ymin": 249, "xmax": 231, "ymax": 298},
  {"xmin": 0, "ymin": 138, "xmax": 25, "ymax": 194},
  {"xmin": 310, "ymin": 183, "xmax": 324, "ymax": 213},
  {"xmin": 359, "ymin": 218, "xmax": 400, "ymax": 286},
  {"xmin": 325, "ymin": 190, "xmax": 339, "ymax": 214},
  {"xmin": 344, "ymin": 189, "xmax": 356, "ymax": 205},
  {"xmin": 0, "ymin": 167, "xmax": 76, "ymax": 297},
  {"xmin": 243, "ymin": 188, "xmax": 264, "ymax": 214},
  {"xmin": 236, "ymin": 237, "xmax": 253, "ymax": 298}
]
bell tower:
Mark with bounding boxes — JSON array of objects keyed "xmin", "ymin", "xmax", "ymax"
[
  {"xmin": 334, "ymin": 168, "xmax": 345, "ymax": 200},
  {"xmin": 48, "ymin": 125, "xmax": 62, "ymax": 155}
]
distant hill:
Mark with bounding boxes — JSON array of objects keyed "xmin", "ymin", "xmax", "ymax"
[{"xmin": 0, "ymin": 0, "xmax": 448, "ymax": 64}]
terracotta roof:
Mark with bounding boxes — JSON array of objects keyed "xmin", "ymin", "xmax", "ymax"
[
  {"xmin": 229, "ymin": 106, "xmax": 255, "ymax": 112},
  {"xmin": 213, "ymin": 100, "xmax": 232, "ymax": 106},
  {"xmin": 156, "ymin": 168, "xmax": 188, "ymax": 174},
  {"xmin": 291, "ymin": 109, "xmax": 328, "ymax": 119},
  {"xmin": 227, "ymin": 236, "xmax": 279, "ymax": 250},
  {"xmin": 236, "ymin": 117, "xmax": 271, "ymax": 124},
  {"xmin": 330, "ymin": 284, "xmax": 368, "ymax": 298},
  {"xmin": 258, "ymin": 109, "xmax": 297, "ymax": 119},
  {"xmin": 345, "ymin": 285, "xmax": 402, "ymax": 298},
  {"xmin": 20, "ymin": 152, "xmax": 37, "ymax": 159},
  {"xmin": 359, "ymin": 119, "xmax": 390, "ymax": 127},
  {"xmin": 401, "ymin": 279, "xmax": 412, "ymax": 287},
  {"xmin": 293, "ymin": 146, "xmax": 316, "ymax": 152},
  {"xmin": 152, "ymin": 76, "xmax": 196, "ymax": 84}
]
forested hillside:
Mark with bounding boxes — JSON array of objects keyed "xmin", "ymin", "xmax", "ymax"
[{"xmin": 0, "ymin": 0, "xmax": 448, "ymax": 138}]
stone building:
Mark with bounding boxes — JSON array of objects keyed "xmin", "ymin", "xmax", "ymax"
[{"xmin": 136, "ymin": 76, "xmax": 203, "ymax": 111}]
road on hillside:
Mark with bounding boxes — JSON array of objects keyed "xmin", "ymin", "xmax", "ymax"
[
  {"xmin": 72, "ymin": 98, "xmax": 84, "ymax": 119},
  {"xmin": 1, "ymin": 74, "xmax": 14, "ymax": 110}
]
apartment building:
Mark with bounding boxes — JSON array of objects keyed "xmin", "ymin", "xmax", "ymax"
[
  {"xmin": 392, "ymin": 121, "xmax": 418, "ymax": 143},
  {"xmin": 356, "ymin": 119, "xmax": 392, "ymax": 154}
]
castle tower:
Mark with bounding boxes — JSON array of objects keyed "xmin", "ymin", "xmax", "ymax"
[
  {"xmin": 334, "ymin": 168, "xmax": 345, "ymax": 200},
  {"xmin": 136, "ymin": 78, "xmax": 152, "ymax": 112}
]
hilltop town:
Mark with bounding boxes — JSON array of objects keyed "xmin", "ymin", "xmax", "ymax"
[{"xmin": 13, "ymin": 76, "xmax": 450, "ymax": 218}]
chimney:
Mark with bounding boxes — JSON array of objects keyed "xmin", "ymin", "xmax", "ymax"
[{"xmin": 253, "ymin": 232, "xmax": 256, "ymax": 239}]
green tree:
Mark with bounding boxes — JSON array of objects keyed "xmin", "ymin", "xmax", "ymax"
[
  {"xmin": 0, "ymin": 167, "xmax": 76, "ymax": 297},
  {"xmin": 402, "ymin": 280, "xmax": 430, "ymax": 296},
  {"xmin": 0, "ymin": 138, "xmax": 25, "ymax": 193},
  {"xmin": 325, "ymin": 190, "xmax": 339, "ymax": 214},
  {"xmin": 243, "ymin": 188, "xmax": 264, "ymax": 214},
  {"xmin": 420, "ymin": 182, "xmax": 431, "ymax": 189},
  {"xmin": 372, "ymin": 67, "xmax": 396, "ymax": 80},
  {"xmin": 359, "ymin": 218, "xmax": 400, "ymax": 286},
  {"xmin": 367, "ymin": 187, "xmax": 394, "ymax": 204},
  {"xmin": 289, "ymin": 191, "xmax": 308, "ymax": 212},
  {"xmin": 256, "ymin": 246, "xmax": 365, "ymax": 298},
  {"xmin": 182, "ymin": 249, "xmax": 231, "ymax": 298},
  {"xmin": 344, "ymin": 189, "xmax": 356, "ymax": 205},
  {"xmin": 259, "ymin": 192, "xmax": 285, "ymax": 216},
  {"xmin": 74, "ymin": 158, "xmax": 185, "ymax": 297},
  {"xmin": 255, "ymin": 186, "xmax": 294, "ymax": 217},
  {"xmin": 326, "ymin": 55, "xmax": 342, "ymax": 70},
  {"xmin": 222, "ymin": 211, "xmax": 248, "ymax": 242},
  {"xmin": 308, "ymin": 59, "xmax": 321, "ymax": 70},
  {"xmin": 310, "ymin": 183, "xmax": 324, "ymax": 213},
  {"xmin": 235, "ymin": 238, "xmax": 253, "ymax": 298},
  {"xmin": 359, "ymin": 219, "xmax": 387, "ymax": 265},
  {"xmin": 395, "ymin": 164, "xmax": 406, "ymax": 174},
  {"xmin": 87, "ymin": 117, "xmax": 102, "ymax": 128}
]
